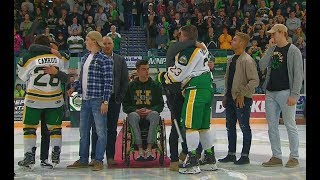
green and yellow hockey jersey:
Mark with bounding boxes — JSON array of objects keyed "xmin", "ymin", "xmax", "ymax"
[
  {"xmin": 17, "ymin": 52, "xmax": 68, "ymax": 109},
  {"xmin": 164, "ymin": 46, "xmax": 212, "ymax": 88}
]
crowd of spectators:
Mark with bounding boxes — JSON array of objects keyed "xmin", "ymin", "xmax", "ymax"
[
  {"xmin": 14, "ymin": 0, "xmax": 306, "ymax": 58},
  {"xmin": 14, "ymin": 0, "xmax": 306, "ymax": 94},
  {"xmin": 14, "ymin": 0, "xmax": 122, "ymax": 56}
]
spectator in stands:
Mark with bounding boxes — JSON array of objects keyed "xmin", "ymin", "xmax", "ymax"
[
  {"xmin": 286, "ymin": 11, "xmax": 301, "ymax": 37},
  {"xmin": 56, "ymin": 31, "xmax": 68, "ymax": 52},
  {"xmin": 252, "ymin": 15, "xmax": 265, "ymax": 39},
  {"xmin": 197, "ymin": 0, "xmax": 211, "ymax": 16},
  {"xmin": 46, "ymin": 8, "xmax": 58, "ymax": 32},
  {"xmin": 219, "ymin": 32, "xmax": 259, "ymax": 165},
  {"xmin": 225, "ymin": 0, "xmax": 238, "ymax": 18},
  {"xmin": 20, "ymin": 13, "xmax": 33, "ymax": 49},
  {"xmin": 212, "ymin": 0, "xmax": 223, "ymax": 13},
  {"xmin": 106, "ymin": 25, "xmax": 122, "ymax": 54},
  {"xmin": 170, "ymin": 12, "xmax": 184, "ymax": 36},
  {"xmin": 147, "ymin": 3, "xmax": 157, "ymax": 21},
  {"xmin": 67, "ymin": 6, "xmax": 83, "ymax": 26},
  {"xmin": 204, "ymin": 27, "xmax": 219, "ymax": 49},
  {"xmin": 274, "ymin": 9, "xmax": 285, "ymax": 24},
  {"xmin": 14, "ymin": 84, "xmax": 26, "ymax": 98},
  {"xmin": 156, "ymin": 27, "xmax": 169, "ymax": 51},
  {"xmin": 83, "ymin": 15, "xmax": 96, "ymax": 37},
  {"xmin": 255, "ymin": 29, "xmax": 269, "ymax": 51},
  {"xmin": 145, "ymin": 14, "xmax": 157, "ymax": 49},
  {"xmin": 58, "ymin": 8, "xmax": 68, "ymax": 25},
  {"xmin": 218, "ymin": 27, "xmax": 232, "ymax": 50},
  {"xmin": 54, "ymin": 18, "xmax": 68, "ymax": 40},
  {"xmin": 269, "ymin": 0, "xmax": 277, "ymax": 15},
  {"xmin": 214, "ymin": 9, "xmax": 230, "ymax": 36},
  {"xmin": 157, "ymin": 16, "xmax": 170, "ymax": 39},
  {"xmin": 293, "ymin": 2, "xmax": 303, "ymax": 19},
  {"xmin": 122, "ymin": 0, "xmax": 133, "ymax": 30},
  {"xmin": 256, "ymin": 0, "xmax": 272, "ymax": 17},
  {"xmin": 132, "ymin": 0, "xmax": 142, "ymax": 26},
  {"xmin": 43, "ymin": 27, "xmax": 56, "ymax": 42},
  {"xmin": 68, "ymin": 17, "xmax": 82, "ymax": 36},
  {"xmin": 67, "ymin": 28, "xmax": 84, "ymax": 57},
  {"xmin": 38, "ymin": 0, "xmax": 50, "ymax": 14},
  {"xmin": 167, "ymin": 1, "xmax": 175, "ymax": 15},
  {"xmin": 34, "ymin": 7, "xmax": 47, "ymax": 34},
  {"xmin": 195, "ymin": 12, "xmax": 206, "ymax": 42},
  {"xmin": 21, "ymin": 0, "xmax": 34, "ymax": 14},
  {"xmin": 96, "ymin": 26, "xmax": 103, "ymax": 34},
  {"xmin": 123, "ymin": 59, "xmax": 164, "ymax": 161},
  {"xmin": 94, "ymin": 6, "xmax": 108, "ymax": 31},
  {"xmin": 156, "ymin": 0, "xmax": 166, "ymax": 15},
  {"xmin": 240, "ymin": 17, "xmax": 252, "ymax": 35},
  {"xmin": 229, "ymin": 16, "xmax": 241, "ymax": 36},
  {"xmin": 83, "ymin": 2, "xmax": 96, "ymax": 23},
  {"xmin": 248, "ymin": 40, "xmax": 263, "ymax": 60},
  {"xmin": 176, "ymin": 0, "xmax": 189, "ymax": 17},
  {"xmin": 265, "ymin": 18, "xmax": 275, "ymax": 32},
  {"xmin": 243, "ymin": 0, "xmax": 256, "ymax": 21},
  {"xmin": 260, "ymin": 24, "xmax": 303, "ymax": 168},
  {"xmin": 292, "ymin": 27, "xmax": 305, "ymax": 45},
  {"xmin": 109, "ymin": 3, "xmax": 121, "ymax": 27},
  {"xmin": 14, "ymin": 26, "xmax": 23, "ymax": 58}
]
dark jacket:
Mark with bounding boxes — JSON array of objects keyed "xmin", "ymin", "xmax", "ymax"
[
  {"xmin": 112, "ymin": 53, "xmax": 129, "ymax": 104},
  {"xmin": 164, "ymin": 40, "xmax": 195, "ymax": 94},
  {"xmin": 123, "ymin": 77, "xmax": 164, "ymax": 114}
]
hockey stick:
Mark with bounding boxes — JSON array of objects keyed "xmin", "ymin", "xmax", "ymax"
[{"xmin": 173, "ymin": 119, "xmax": 184, "ymax": 143}]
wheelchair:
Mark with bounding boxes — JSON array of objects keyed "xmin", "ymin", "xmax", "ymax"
[{"xmin": 121, "ymin": 115, "xmax": 167, "ymax": 166}]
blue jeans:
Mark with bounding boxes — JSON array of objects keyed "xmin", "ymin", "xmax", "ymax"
[
  {"xmin": 79, "ymin": 97, "xmax": 107, "ymax": 163},
  {"xmin": 225, "ymin": 97, "xmax": 253, "ymax": 156},
  {"xmin": 91, "ymin": 94, "xmax": 121, "ymax": 160},
  {"xmin": 265, "ymin": 90, "xmax": 299, "ymax": 159}
]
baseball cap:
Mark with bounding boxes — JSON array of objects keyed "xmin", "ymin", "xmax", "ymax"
[
  {"xmin": 266, "ymin": 24, "xmax": 288, "ymax": 34},
  {"xmin": 86, "ymin": 31, "xmax": 105, "ymax": 48}
]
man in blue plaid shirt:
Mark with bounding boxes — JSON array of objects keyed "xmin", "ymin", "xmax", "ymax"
[{"xmin": 67, "ymin": 31, "xmax": 113, "ymax": 171}]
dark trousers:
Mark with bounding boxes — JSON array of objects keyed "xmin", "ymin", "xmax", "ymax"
[
  {"xmin": 225, "ymin": 97, "xmax": 253, "ymax": 156},
  {"xmin": 91, "ymin": 94, "xmax": 121, "ymax": 160},
  {"xmin": 40, "ymin": 112, "xmax": 50, "ymax": 161},
  {"xmin": 166, "ymin": 91, "xmax": 202, "ymax": 162}
]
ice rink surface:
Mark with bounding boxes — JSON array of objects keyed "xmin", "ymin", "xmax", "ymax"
[{"xmin": 14, "ymin": 124, "xmax": 306, "ymax": 179}]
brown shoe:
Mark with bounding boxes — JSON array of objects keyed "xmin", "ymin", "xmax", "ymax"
[
  {"xmin": 107, "ymin": 158, "xmax": 117, "ymax": 165},
  {"xmin": 262, "ymin": 157, "xmax": 283, "ymax": 167},
  {"xmin": 92, "ymin": 160, "xmax": 104, "ymax": 171},
  {"xmin": 88, "ymin": 160, "xmax": 95, "ymax": 167},
  {"xmin": 285, "ymin": 158, "xmax": 299, "ymax": 168},
  {"xmin": 169, "ymin": 161, "xmax": 180, "ymax": 171},
  {"xmin": 179, "ymin": 152, "xmax": 187, "ymax": 162},
  {"xmin": 67, "ymin": 160, "xmax": 88, "ymax": 169}
]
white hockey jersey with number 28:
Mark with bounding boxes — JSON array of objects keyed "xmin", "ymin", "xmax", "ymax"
[{"xmin": 17, "ymin": 52, "xmax": 67, "ymax": 109}]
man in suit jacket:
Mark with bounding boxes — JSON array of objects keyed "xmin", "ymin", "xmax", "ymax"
[{"xmin": 90, "ymin": 36, "xmax": 129, "ymax": 165}]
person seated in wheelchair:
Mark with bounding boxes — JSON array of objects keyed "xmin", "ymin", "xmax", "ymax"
[{"xmin": 123, "ymin": 60, "xmax": 164, "ymax": 161}]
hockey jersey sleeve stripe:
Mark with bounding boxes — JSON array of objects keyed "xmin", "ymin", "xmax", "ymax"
[
  {"xmin": 22, "ymin": 54, "xmax": 58, "ymax": 68},
  {"xmin": 27, "ymin": 89, "xmax": 62, "ymax": 95}
]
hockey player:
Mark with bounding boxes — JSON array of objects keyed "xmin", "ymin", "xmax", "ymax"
[
  {"xmin": 26, "ymin": 41, "xmax": 70, "ymax": 169},
  {"xmin": 157, "ymin": 25, "xmax": 217, "ymax": 174},
  {"xmin": 17, "ymin": 35, "xmax": 68, "ymax": 169}
]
